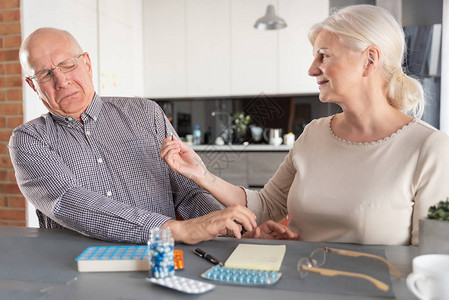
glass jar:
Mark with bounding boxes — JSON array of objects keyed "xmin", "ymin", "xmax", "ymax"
[{"xmin": 148, "ymin": 227, "xmax": 175, "ymax": 278}]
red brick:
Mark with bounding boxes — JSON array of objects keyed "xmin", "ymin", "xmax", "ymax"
[
  {"xmin": 0, "ymin": 102, "xmax": 23, "ymax": 114},
  {"xmin": 8, "ymin": 221, "xmax": 26, "ymax": 226},
  {"xmin": 8, "ymin": 195, "xmax": 25, "ymax": 208},
  {"xmin": 6, "ymin": 88, "xmax": 22, "ymax": 100},
  {"xmin": 0, "ymin": 195, "xmax": 5, "ymax": 206},
  {"xmin": 0, "ymin": 63, "xmax": 4, "ymax": 75},
  {"xmin": 0, "ymin": 169, "xmax": 6, "ymax": 181},
  {"xmin": 0, "ymin": 129, "xmax": 13, "ymax": 141},
  {"xmin": 3, "ymin": 9, "xmax": 20, "ymax": 22},
  {"xmin": 0, "ymin": 49, "xmax": 19, "ymax": 61},
  {"xmin": 6, "ymin": 115, "xmax": 22, "ymax": 128},
  {"xmin": 0, "ymin": 0, "xmax": 20, "ymax": 9},
  {"xmin": 0, "ymin": 208, "xmax": 25, "ymax": 220},
  {"xmin": 6, "ymin": 62, "xmax": 21, "ymax": 74},
  {"xmin": 0, "ymin": 116, "xmax": 5, "ymax": 127},
  {"xmin": 0, "ymin": 156, "xmax": 12, "ymax": 168},
  {"xmin": 7, "ymin": 169, "xmax": 15, "ymax": 182},
  {"xmin": 4, "ymin": 35, "xmax": 21, "ymax": 48},
  {"xmin": 0, "ymin": 76, "xmax": 21, "ymax": 88},
  {"xmin": 0, "ymin": 182, "xmax": 20, "ymax": 194},
  {"xmin": 0, "ymin": 144, "xmax": 7, "ymax": 155},
  {"xmin": 0, "ymin": 23, "xmax": 20, "ymax": 36}
]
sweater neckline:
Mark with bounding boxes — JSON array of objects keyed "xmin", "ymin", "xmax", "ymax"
[{"xmin": 328, "ymin": 115, "xmax": 418, "ymax": 146}]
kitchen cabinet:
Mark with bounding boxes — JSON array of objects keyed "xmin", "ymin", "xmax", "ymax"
[
  {"xmin": 197, "ymin": 149, "xmax": 288, "ymax": 188},
  {"xmin": 247, "ymin": 152, "xmax": 286, "ymax": 187},
  {"xmin": 230, "ymin": 0, "xmax": 278, "ymax": 95},
  {"xmin": 278, "ymin": 0, "xmax": 329, "ymax": 94},
  {"xmin": 143, "ymin": 0, "xmax": 187, "ymax": 98},
  {"xmin": 98, "ymin": 0, "xmax": 144, "ymax": 97},
  {"xmin": 143, "ymin": 0, "xmax": 328, "ymax": 98},
  {"xmin": 198, "ymin": 151, "xmax": 248, "ymax": 187},
  {"xmin": 186, "ymin": 0, "xmax": 231, "ymax": 97}
]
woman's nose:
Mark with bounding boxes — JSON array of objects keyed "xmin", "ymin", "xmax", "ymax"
[{"xmin": 308, "ymin": 62, "xmax": 321, "ymax": 77}]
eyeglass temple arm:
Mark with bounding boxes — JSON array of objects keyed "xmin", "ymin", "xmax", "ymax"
[
  {"xmin": 326, "ymin": 248, "xmax": 400, "ymax": 278},
  {"xmin": 300, "ymin": 265, "xmax": 389, "ymax": 292}
]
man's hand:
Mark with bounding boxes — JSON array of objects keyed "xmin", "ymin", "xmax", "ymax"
[
  {"xmin": 242, "ymin": 220, "xmax": 300, "ymax": 240},
  {"xmin": 164, "ymin": 205, "xmax": 258, "ymax": 244}
]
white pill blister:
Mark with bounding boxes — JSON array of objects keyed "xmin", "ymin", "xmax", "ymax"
[{"xmin": 146, "ymin": 276, "xmax": 215, "ymax": 294}]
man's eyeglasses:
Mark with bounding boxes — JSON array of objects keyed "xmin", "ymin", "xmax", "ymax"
[
  {"xmin": 27, "ymin": 53, "xmax": 85, "ymax": 83},
  {"xmin": 297, "ymin": 247, "xmax": 401, "ymax": 292}
]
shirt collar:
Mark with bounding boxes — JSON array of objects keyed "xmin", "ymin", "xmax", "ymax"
[
  {"xmin": 50, "ymin": 93, "xmax": 103, "ymax": 125},
  {"xmin": 81, "ymin": 93, "xmax": 102, "ymax": 122}
]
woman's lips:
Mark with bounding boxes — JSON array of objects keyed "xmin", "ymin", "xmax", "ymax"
[{"xmin": 317, "ymin": 80, "xmax": 329, "ymax": 88}]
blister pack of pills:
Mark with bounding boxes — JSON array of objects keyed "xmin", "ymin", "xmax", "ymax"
[
  {"xmin": 201, "ymin": 265, "xmax": 282, "ymax": 286},
  {"xmin": 146, "ymin": 276, "xmax": 215, "ymax": 294}
]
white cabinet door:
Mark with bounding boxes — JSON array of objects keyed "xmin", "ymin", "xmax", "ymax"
[
  {"xmin": 98, "ymin": 0, "xmax": 144, "ymax": 97},
  {"xmin": 186, "ymin": 0, "xmax": 231, "ymax": 97},
  {"xmin": 278, "ymin": 0, "xmax": 328, "ymax": 94},
  {"xmin": 230, "ymin": 0, "xmax": 278, "ymax": 96},
  {"xmin": 143, "ymin": 0, "xmax": 186, "ymax": 98}
]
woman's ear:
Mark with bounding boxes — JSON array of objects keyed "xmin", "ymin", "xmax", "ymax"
[{"xmin": 363, "ymin": 45, "xmax": 380, "ymax": 76}]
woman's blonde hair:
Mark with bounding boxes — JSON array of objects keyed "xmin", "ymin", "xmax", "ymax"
[{"xmin": 309, "ymin": 5, "xmax": 424, "ymax": 118}]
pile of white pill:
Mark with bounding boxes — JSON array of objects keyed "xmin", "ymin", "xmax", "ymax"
[{"xmin": 147, "ymin": 276, "xmax": 215, "ymax": 294}]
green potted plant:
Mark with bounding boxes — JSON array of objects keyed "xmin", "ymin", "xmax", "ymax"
[
  {"xmin": 419, "ymin": 198, "xmax": 449, "ymax": 254},
  {"xmin": 232, "ymin": 112, "xmax": 251, "ymax": 144}
]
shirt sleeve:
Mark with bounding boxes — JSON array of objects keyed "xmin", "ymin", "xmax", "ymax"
[
  {"xmin": 8, "ymin": 124, "xmax": 172, "ymax": 244},
  {"xmin": 412, "ymin": 130, "xmax": 449, "ymax": 245},
  {"xmin": 150, "ymin": 102, "xmax": 225, "ymax": 219}
]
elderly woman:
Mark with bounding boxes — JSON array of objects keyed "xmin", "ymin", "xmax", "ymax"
[{"xmin": 160, "ymin": 5, "xmax": 449, "ymax": 246}]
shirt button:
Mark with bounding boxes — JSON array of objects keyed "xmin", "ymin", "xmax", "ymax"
[
  {"xmin": 106, "ymin": 191, "xmax": 112, "ymax": 197},
  {"xmin": 86, "ymin": 131, "xmax": 91, "ymax": 136},
  {"xmin": 97, "ymin": 158, "xmax": 103, "ymax": 163},
  {"xmin": 67, "ymin": 117, "xmax": 73, "ymax": 121}
]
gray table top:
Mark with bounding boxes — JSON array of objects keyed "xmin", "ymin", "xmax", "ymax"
[{"xmin": 0, "ymin": 226, "xmax": 418, "ymax": 300}]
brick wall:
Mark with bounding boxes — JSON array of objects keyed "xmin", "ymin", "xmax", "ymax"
[{"xmin": 0, "ymin": 0, "xmax": 26, "ymax": 226}]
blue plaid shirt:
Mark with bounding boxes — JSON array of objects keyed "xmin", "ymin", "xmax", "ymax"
[{"xmin": 9, "ymin": 94, "xmax": 223, "ymax": 243}]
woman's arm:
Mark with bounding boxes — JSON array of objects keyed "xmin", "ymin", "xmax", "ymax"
[{"xmin": 159, "ymin": 136, "xmax": 246, "ymax": 207}]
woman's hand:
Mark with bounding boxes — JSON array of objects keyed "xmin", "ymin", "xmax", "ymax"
[
  {"xmin": 243, "ymin": 220, "xmax": 300, "ymax": 240},
  {"xmin": 159, "ymin": 135, "xmax": 212, "ymax": 184}
]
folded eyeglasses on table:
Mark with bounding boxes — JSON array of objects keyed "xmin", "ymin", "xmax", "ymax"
[{"xmin": 297, "ymin": 247, "xmax": 401, "ymax": 292}]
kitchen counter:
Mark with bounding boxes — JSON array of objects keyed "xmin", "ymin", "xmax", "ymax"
[{"xmin": 192, "ymin": 144, "xmax": 293, "ymax": 152}]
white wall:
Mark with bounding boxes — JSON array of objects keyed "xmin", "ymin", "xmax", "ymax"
[
  {"xmin": 21, "ymin": 0, "xmax": 144, "ymax": 227},
  {"xmin": 441, "ymin": 0, "xmax": 449, "ymax": 134}
]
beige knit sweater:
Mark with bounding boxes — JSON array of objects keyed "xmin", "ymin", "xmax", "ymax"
[{"xmin": 246, "ymin": 116, "xmax": 449, "ymax": 245}]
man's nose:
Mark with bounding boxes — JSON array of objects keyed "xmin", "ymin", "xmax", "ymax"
[{"xmin": 53, "ymin": 68, "xmax": 68, "ymax": 88}]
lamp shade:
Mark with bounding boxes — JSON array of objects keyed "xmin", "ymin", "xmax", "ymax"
[{"xmin": 254, "ymin": 5, "xmax": 287, "ymax": 30}]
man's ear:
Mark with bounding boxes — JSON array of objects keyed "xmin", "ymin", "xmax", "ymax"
[
  {"xmin": 25, "ymin": 77, "xmax": 37, "ymax": 92},
  {"xmin": 82, "ymin": 52, "xmax": 93, "ymax": 76}
]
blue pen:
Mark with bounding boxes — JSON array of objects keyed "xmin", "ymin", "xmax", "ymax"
[{"xmin": 169, "ymin": 133, "xmax": 173, "ymax": 140}]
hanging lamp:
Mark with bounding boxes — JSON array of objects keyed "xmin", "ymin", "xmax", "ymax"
[{"xmin": 254, "ymin": 4, "xmax": 287, "ymax": 30}]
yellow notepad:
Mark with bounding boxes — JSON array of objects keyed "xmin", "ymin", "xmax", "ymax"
[{"xmin": 224, "ymin": 244, "xmax": 286, "ymax": 271}]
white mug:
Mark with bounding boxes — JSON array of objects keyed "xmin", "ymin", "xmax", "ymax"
[
  {"xmin": 407, "ymin": 254, "xmax": 449, "ymax": 300},
  {"xmin": 283, "ymin": 133, "xmax": 295, "ymax": 146}
]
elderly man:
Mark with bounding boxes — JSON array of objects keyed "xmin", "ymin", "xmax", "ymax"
[{"xmin": 10, "ymin": 27, "xmax": 296, "ymax": 244}]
